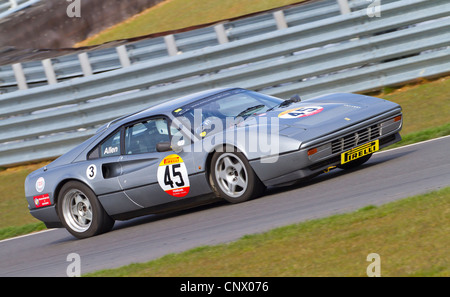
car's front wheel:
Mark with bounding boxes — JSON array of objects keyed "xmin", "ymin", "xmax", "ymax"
[
  {"xmin": 210, "ymin": 148, "xmax": 265, "ymax": 203},
  {"xmin": 57, "ymin": 181, "xmax": 114, "ymax": 239}
]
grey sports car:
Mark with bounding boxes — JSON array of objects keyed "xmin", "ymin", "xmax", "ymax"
[{"xmin": 25, "ymin": 88, "xmax": 402, "ymax": 238}]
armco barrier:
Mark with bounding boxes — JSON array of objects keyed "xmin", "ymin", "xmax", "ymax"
[
  {"xmin": 0, "ymin": 0, "xmax": 398, "ymax": 93},
  {"xmin": 0, "ymin": 0, "xmax": 449, "ymax": 166},
  {"xmin": 0, "ymin": 0, "xmax": 39, "ymax": 19}
]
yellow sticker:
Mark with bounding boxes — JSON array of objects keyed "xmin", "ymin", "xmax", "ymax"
[
  {"xmin": 341, "ymin": 140, "xmax": 379, "ymax": 164},
  {"xmin": 159, "ymin": 154, "xmax": 182, "ymax": 166}
]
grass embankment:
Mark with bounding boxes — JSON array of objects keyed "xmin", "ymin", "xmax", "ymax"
[
  {"xmin": 0, "ymin": 76, "xmax": 449, "ymax": 240},
  {"xmin": 85, "ymin": 187, "xmax": 450, "ymax": 277},
  {"xmin": 0, "ymin": 162, "xmax": 48, "ymax": 239},
  {"xmin": 77, "ymin": 0, "xmax": 304, "ymax": 47}
]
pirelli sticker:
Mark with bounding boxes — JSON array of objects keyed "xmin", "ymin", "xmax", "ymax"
[
  {"xmin": 341, "ymin": 140, "xmax": 379, "ymax": 165},
  {"xmin": 157, "ymin": 154, "xmax": 190, "ymax": 197}
]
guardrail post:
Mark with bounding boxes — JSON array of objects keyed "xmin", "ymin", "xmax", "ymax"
[
  {"xmin": 164, "ymin": 34, "xmax": 179, "ymax": 56},
  {"xmin": 273, "ymin": 10, "xmax": 288, "ymax": 30},
  {"xmin": 214, "ymin": 24, "xmax": 229, "ymax": 44},
  {"xmin": 9, "ymin": 0, "xmax": 18, "ymax": 9},
  {"xmin": 12, "ymin": 63, "xmax": 28, "ymax": 90},
  {"xmin": 42, "ymin": 59, "xmax": 58, "ymax": 85},
  {"xmin": 337, "ymin": 0, "xmax": 351, "ymax": 14},
  {"xmin": 78, "ymin": 52, "xmax": 93, "ymax": 76},
  {"xmin": 116, "ymin": 45, "xmax": 131, "ymax": 67}
]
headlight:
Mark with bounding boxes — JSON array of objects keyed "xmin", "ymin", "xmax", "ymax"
[{"xmin": 380, "ymin": 115, "xmax": 402, "ymax": 135}]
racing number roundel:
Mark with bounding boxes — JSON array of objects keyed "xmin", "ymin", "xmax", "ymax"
[
  {"xmin": 278, "ymin": 106, "xmax": 324, "ymax": 119},
  {"xmin": 86, "ymin": 164, "xmax": 97, "ymax": 180},
  {"xmin": 157, "ymin": 154, "xmax": 190, "ymax": 197}
]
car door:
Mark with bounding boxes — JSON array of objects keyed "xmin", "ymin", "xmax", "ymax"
[
  {"xmin": 117, "ymin": 116, "xmax": 209, "ymax": 209},
  {"xmin": 84, "ymin": 129, "xmax": 149, "ymax": 216},
  {"xmin": 85, "ymin": 129, "xmax": 124, "ymax": 195}
]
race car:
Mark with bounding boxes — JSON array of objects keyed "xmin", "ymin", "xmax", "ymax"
[{"xmin": 25, "ymin": 88, "xmax": 402, "ymax": 238}]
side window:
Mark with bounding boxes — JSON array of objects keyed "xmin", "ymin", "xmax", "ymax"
[
  {"xmin": 125, "ymin": 118, "xmax": 171, "ymax": 155},
  {"xmin": 100, "ymin": 131, "xmax": 121, "ymax": 157}
]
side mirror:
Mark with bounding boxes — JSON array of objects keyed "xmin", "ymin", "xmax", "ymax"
[
  {"xmin": 156, "ymin": 142, "xmax": 172, "ymax": 152},
  {"xmin": 289, "ymin": 94, "xmax": 302, "ymax": 102}
]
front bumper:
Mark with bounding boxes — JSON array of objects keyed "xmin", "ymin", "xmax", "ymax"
[
  {"xmin": 251, "ymin": 111, "xmax": 403, "ymax": 187},
  {"xmin": 254, "ymin": 132, "xmax": 401, "ymax": 187}
]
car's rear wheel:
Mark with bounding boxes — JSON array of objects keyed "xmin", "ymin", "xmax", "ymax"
[
  {"xmin": 57, "ymin": 181, "xmax": 114, "ymax": 239},
  {"xmin": 210, "ymin": 148, "xmax": 265, "ymax": 203}
]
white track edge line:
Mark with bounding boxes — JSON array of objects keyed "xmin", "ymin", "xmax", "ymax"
[{"xmin": 0, "ymin": 228, "xmax": 56, "ymax": 244}]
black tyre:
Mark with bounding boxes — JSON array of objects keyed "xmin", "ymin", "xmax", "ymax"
[
  {"xmin": 57, "ymin": 181, "xmax": 114, "ymax": 239},
  {"xmin": 210, "ymin": 147, "xmax": 265, "ymax": 203},
  {"xmin": 337, "ymin": 153, "xmax": 373, "ymax": 170}
]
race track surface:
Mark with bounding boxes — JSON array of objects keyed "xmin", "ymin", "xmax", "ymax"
[{"xmin": 1, "ymin": 136, "xmax": 449, "ymax": 276}]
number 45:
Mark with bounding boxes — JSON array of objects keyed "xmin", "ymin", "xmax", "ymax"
[{"xmin": 164, "ymin": 164, "xmax": 185, "ymax": 188}]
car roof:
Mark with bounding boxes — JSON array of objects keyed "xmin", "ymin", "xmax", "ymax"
[{"xmin": 100, "ymin": 87, "xmax": 238, "ymax": 132}]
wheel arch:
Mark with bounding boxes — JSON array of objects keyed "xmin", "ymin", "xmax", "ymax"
[
  {"xmin": 204, "ymin": 144, "xmax": 240, "ymax": 178},
  {"xmin": 53, "ymin": 178, "xmax": 96, "ymax": 208},
  {"xmin": 203, "ymin": 143, "xmax": 263, "ymax": 188}
]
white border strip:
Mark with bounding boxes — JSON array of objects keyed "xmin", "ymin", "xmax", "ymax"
[{"xmin": 0, "ymin": 228, "xmax": 55, "ymax": 244}]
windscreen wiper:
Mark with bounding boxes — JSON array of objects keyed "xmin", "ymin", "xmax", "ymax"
[
  {"xmin": 266, "ymin": 94, "xmax": 302, "ymax": 112},
  {"xmin": 236, "ymin": 104, "xmax": 266, "ymax": 118}
]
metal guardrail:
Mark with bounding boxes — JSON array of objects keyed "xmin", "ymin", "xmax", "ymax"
[
  {"xmin": 0, "ymin": 0, "xmax": 397, "ymax": 93},
  {"xmin": 0, "ymin": 0, "xmax": 449, "ymax": 166},
  {"xmin": 0, "ymin": 0, "xmax": 40, "ymax": 18}
]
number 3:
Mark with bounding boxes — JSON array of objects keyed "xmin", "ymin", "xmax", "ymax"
[{"xmin": 86, "ymin": 164, "xmax": 97, "ymax": 180}]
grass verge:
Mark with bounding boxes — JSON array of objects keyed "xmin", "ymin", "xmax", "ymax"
[
  {"xmin": 0, "ymin": 161, "xmax": 50, "ymax": 240},
  {"xmin": 85, "ymin": 187, "xmax": 450, "ymax": 276},
  {"xmin": 374, "ymin": 76, "xmax": 450, "ymax": 136},
  {"xmin": 387, "ymin": 122, "xmax": 450, "ymax": 150},
  {"xmin": 77, "ymin": 0, "xmax": 304, "ymax": 47},
  {"xmin": 0, "ymin": 222, "xmax": 46, "ymax": 241}
]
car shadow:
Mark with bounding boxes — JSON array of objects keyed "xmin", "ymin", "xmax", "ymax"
[
  {"xmin": 264, "ymin": 149, "xmax": 414, "ymax": 196},
  {"xmin": 112, "ymin": 200, "xmax": 228, "ymax": 232}
]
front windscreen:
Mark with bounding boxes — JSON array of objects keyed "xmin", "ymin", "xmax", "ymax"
[{"xmin": 171, "ymin": 89, "xmax": 283, "ymax": 137}]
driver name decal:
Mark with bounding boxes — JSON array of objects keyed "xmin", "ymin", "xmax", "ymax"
[
  {"xmin": 278, "ymin": 106, "xmax": 324, "ymax": 119},
  {"xmin": 157, "ymin": 154, "xmax": 190, "ymax": 197}
]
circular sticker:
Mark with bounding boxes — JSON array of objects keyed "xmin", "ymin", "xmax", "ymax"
[
  {"xmin": 86, "ymin": 164, "xmax": 97, "ymax": 180},
  {"xmin": 278, "ymin": 106, "xmax": 324, "ymax": 119},
  {"xmin": 157, "ymin": 154, "xmax": 190, "ymax": 197},
  {"xmin": 35, "ymin": 177, "xmax": 45, "ymax": 193}
]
